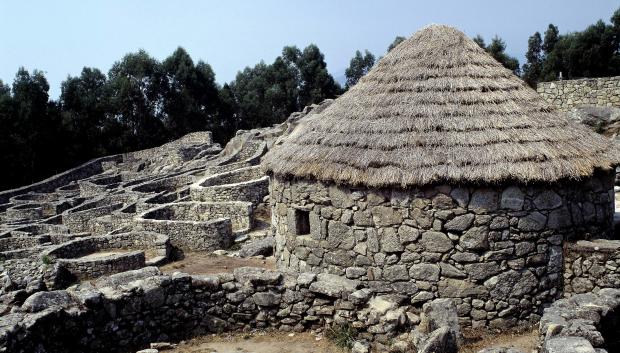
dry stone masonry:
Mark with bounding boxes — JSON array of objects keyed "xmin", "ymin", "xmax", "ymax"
[
  {"xmin": 270, "ymin": 172, "xmax": 615, "ymax": 329},
  {"xmin": 3, "ymin": 24, "xmax": 620, "ymax": 353},
  {"xmin": 537, "ymin": 76, "xmax": 620, "ymax": 111}
]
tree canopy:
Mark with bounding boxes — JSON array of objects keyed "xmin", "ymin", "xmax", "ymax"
[
  {"xmin": 3, "ymin": 8, "xmax": 620, "ymax": 189},
  {"xmin": 344, "ymin": 50, "xmax": 375, "ymax": 89}
]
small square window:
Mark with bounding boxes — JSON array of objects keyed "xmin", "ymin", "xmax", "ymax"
[{"xmin": 294, "ymin": 209, "xmax": 310, "ymax": 236}]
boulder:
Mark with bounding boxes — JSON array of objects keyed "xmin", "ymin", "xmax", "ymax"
[
  {"xmin": 239, "ymin": 236, "xmax": 275, "ymax": 258},
  {"xmin": 543, "ymin": 336, "xmax": 596, "ymax": 353},
  {"xmin": 22, "ymin": 290, "xmax": 74, "ymax": 313}
]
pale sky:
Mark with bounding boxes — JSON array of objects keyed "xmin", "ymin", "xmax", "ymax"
[{"xmin": 1, "ymin": 0, "xmax": 618, "ymax": 98}]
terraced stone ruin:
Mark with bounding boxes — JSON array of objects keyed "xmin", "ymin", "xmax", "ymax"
[{"xmin": 2, "ymin": 24, "xmax": 620, "ymax": 353}]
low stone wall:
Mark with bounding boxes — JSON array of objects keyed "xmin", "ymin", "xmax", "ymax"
[
  {"xmin": 78, "ymin": 174, "xmax": 122, "ymax": 197},
  {"xmin": 539, "ymin": 289, "xmax": 620, "ymax": 353},
  {"xmin": 191, "ymin": 166, "xmax": 269, "ymax": 205},
  {"xmin": 2, "ymin": 267, "xmax": 419, "ymax": 353},
  {"xmin": 57, "ymin": 251, "xmax": 145, "ymax": 281},
  {"xmin": 62, "ymin": 202, "xmax": 124, "ymax": 233},
  {"xmin": 139, "ymin": 201, "xmax": 252, "ymax": 233},
  {"xmin": 0, "ymin": 236, "xmax": 48, "ymax": 252},
  {"xmin": 136, "ymin": 202, "xmax": 250, "ymax": 251},
  {"xmin": 5, "ymin": 203, "xmax": 44, "ymax": 222},
  {"xmin": 0, "ymin": 155, "xmax": 121, "ymax": 204},
  {"xmin": 42, "ymin": 232, "xmax": 169, "ymax": 281},
  {"xmin": 9, "ymin": 192, "xmax": 57, "ymax": 205},
  {"xmin": 563, "ymin": 239, "xmax": 620, "ymax": 295},
  {"xmin": 537, "ymin": 76, "xmax": 620, "ymax": 111},
  {"xmin": 44, "ymin": 232, "xmax": 170, "ymax": 260}
]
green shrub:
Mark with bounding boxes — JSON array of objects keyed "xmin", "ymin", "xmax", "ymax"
[
  {"xmin": 41, "ymin": 255, "xmax": 53, "ymax": 265},
  {"xmin": 325, "ymin": 323, "xmax": 357, "ymax": 349}
]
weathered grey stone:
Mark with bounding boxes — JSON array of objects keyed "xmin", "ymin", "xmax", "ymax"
[
  {"xmin": 485, "ymin": 270, "xmax": 537, "ymax": 298},
  {"xmin": 444, "ymin": 214, "xmax": 475, "ymax": 232},
  {"xmin": 352, "ymin": 340, "xmax": 370, "ymax": 353},
  {"xmin": 346, "ymin": 267, "xmax": 367, "ymax": 279},
  {"xmin": 547, "ymin": 207, "xmax": 572, "ymax": 229},
  {"xmin": 233, "ymin": 267, "xmax": 282, "ymax": 286},
  {"xmin": 440, "ymin": 263, "xmax": 466, "ymax": 278},
  {"xmin": 410, "ymin": 264, "xmax": 440, "ymax": 281},
  {"xmin": 450, "ymin": 188, "xmax": 470, "ymax": 208},
  {"xmin": 252, "ymin": 292, "xmax": 280, "ymax": 306},
  {"xmin": 469, "ymin": 189, "xmax": 498, "ymax": 213},
  {"xmin": 371, "ymin": 206, "xmax": 403, "ymax": 227},
  {"xmin": 517, "ymin": 212, "xmax": 547, "ymax": 231},
  {"xmin": 383, "ymin": 265, "xmax": 409, "ymax": 281},
  {"xmin": 22, "ymin": 290, "xmax": 74, "ymax": 313},
  {"xmin": 296, "ymin": 273, "xmax": 316, "ymax": 286},
  {"xmin": 239, "ymin": 236, "xmax": 274, "ymax": 258},
  {"xmin": 420, "ymin": 231, "xmax": 453, "ymax": 253},
  {"xmin": 416, "ymin": 327, "xmax": 459, "ymax": 353},
  {"xmin": 543, "ymin": 336, "xmax": 595, "ymax": 353},
  {"xmin": 324, "ymin": 250, "xmax": 354, "ymax": 266},
  {"xmin": 534, "ymin": 190, "xmax": 563, "ymax": 210},
  {"xmin": 464, "ymin": 262, "xmax": 501, "ymax": 281},
  {"xmin": 380, "ymin": 228, "xmax": 404, "ymax": 252},
  {"xmin": 460, "ymin": 227, "xmax": 489, "ymax": 251},
  {"xmin": 437, "ymin": 279, "xmax": 487, "ymax": 298},
  {"xmin": 478, "ymin": 347, "xmax": 525, "ymax": 353},
  {"xmin": 500, "ymin": 186, "xmax": 525, "ymax": 211},
  {"xmin": 398, "ymin": 225, "xmax": 420, "ymax": 244},
  {"xmin": 309, "ymin": 273, "xmax": 360, "ymax": 297}
]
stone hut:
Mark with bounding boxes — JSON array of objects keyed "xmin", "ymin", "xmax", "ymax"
[{"xmin": 263, "ymin": 25, "xmax": 620, "ymax": 327}]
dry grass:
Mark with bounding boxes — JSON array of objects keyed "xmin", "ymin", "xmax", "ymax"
[{"xmin": 264, "ymin": 24, "xmax": 620, "ymax": 188}]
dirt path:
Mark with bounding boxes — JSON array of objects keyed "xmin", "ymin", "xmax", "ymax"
[
  {"xmin": 167, "ymin": 332, "xmax": 344, "ymax": 353},
  {"xmin": 460, "ymin": 327, "xmax": 539, "ymax": 353},
  {"xmin": 160, "ymin": 252, "xmax": 275, "ymax": 275}
]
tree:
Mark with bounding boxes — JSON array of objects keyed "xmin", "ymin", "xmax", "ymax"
[
  {"xmin": 60, "ymin": 67, "xmax": 110, "ymax": 161},
  {"xmin": 10, "ymin": 68, "xmax": 64, "ymax": 185},
  {"xmin": 473, "ymin": 35, "xmax": 520, "ymax": 75},
  {"xmin": 344, "ymin": 50, "xmax": 375, "ymax": 89},
  {"xmin": 486, "ymin": 36, "xmax": 520, "ymax": 75},
  {"xmin": 522, "ymin": 32, "xmax": 543, "ymax": 87},
  {"xmin": 161, "ymin": 47, "xmax": 221, "ymax": 139},
  {"xmin": 107, "ymin": 50, "xmax": 168, "ymax": 151},
  {"xmin": 472, "ymin": 34, "xmax": 486, "ymax": 49},
  {"xmin": 387, "ymin": 36, "xmax": 405, "ymax": 52},
  {"xmin": 543, "ymin": 24, "xmax": 560, "ymax": 55},
  {"xmin": 296, "ymin": 44, "xmax": 341, "ymax": 107}
]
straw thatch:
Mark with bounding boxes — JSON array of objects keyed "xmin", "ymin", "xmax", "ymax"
[{"xmin": 263, "ymin": 25, "xmax": 620, "ymax": 188}]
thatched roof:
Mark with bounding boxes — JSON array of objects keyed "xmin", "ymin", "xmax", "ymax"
[{"xmin": 263, "ymin": 25, "xmax": 620, "ymax": 188}]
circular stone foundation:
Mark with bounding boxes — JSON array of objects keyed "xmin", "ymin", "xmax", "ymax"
[{"xmin": 270, "ymin": 170, "xmax": 615, "ymax": 327}]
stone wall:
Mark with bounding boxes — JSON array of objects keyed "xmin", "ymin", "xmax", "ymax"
[
  {"xmin": 0, "ymin": 155, "xmax": 120, "ymax": 204},
  {"xmin": 270, "ymin": 171, "xmax": 615, "ymax": 328},
  {"xmin": 57, "ymin": 251, "xmax": 145, "ymax": 281},
  {"xmin": 62, "ymin": 202, "xmax": 125, "ymax": 233},
  {"xmin": 537, "ymin": 77, "xmax": 620, "ymax": 111},
  {"xmin": 539, "ymin": 288, "xmax": 620, "ymax": 353},
  {"xmin": 137, "ymin": 202, "xmax": 238, "ymax": 251},
  {"xmin": 1, "ymin": 266, "xmax": 417, "ymax": 353},
  {"xmin": 191, "ymin": 166, "xmax": 269, "ymax": 206},
  {"xmin": 563, "ymin": 239, "xmax": 620, "ymax": 296}
]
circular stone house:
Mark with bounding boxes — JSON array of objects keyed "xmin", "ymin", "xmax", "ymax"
[{"xmin": 263, "ymin": 25, "xmax": 620, "ymax": 327}]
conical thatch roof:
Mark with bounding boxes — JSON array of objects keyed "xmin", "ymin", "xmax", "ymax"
[{"xmin": 263, "ymin": 25, "xmax": 620, "ymax": 188}]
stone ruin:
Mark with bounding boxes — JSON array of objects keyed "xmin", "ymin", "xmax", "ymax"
[
  {"xmin": 1, "ymin": 102, "xmax": 620, "ymax": 353},
  {"xmin": 2, "ymin": 28, "xmax": 620, "ymax": 353}
]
